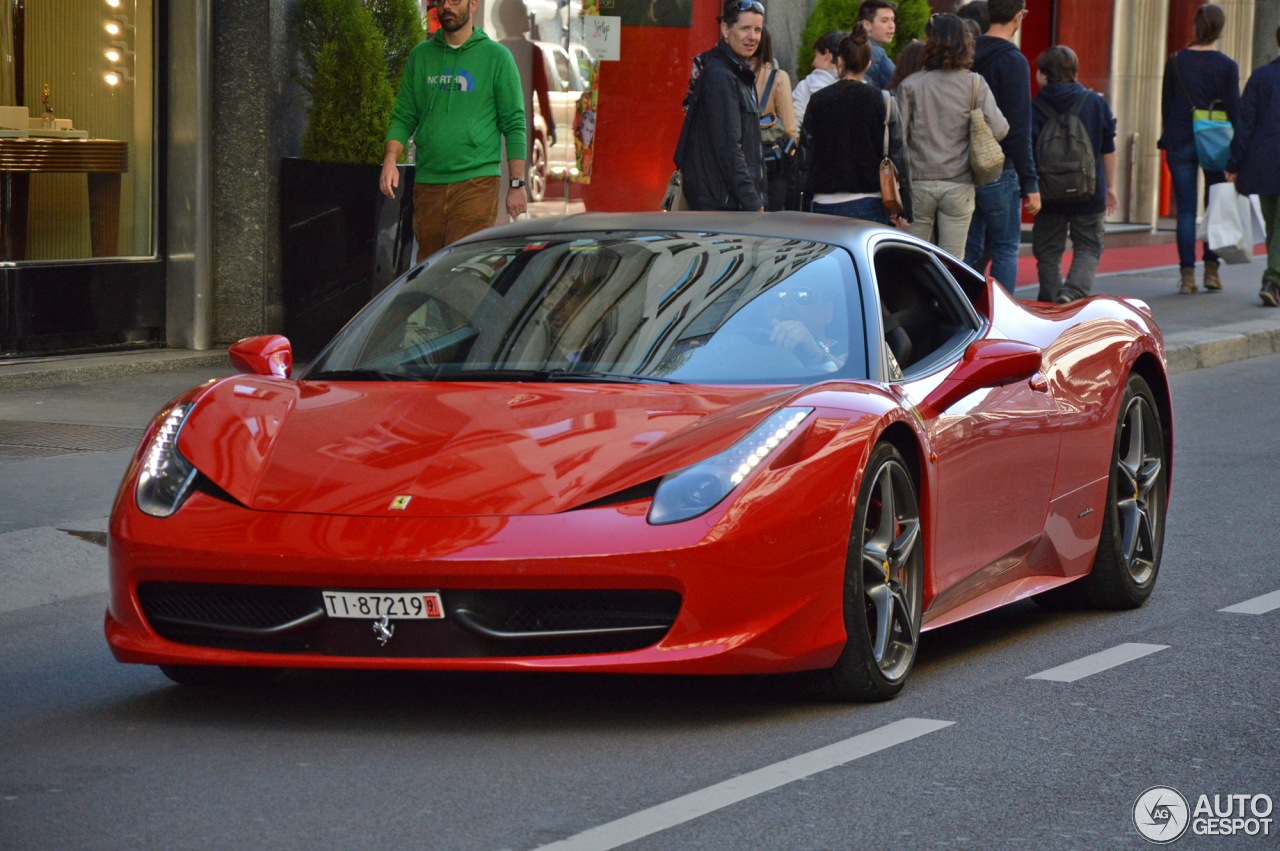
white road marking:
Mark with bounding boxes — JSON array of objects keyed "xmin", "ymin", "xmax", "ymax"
[
  {"xmin": 1219, "ymin": 589, "xmax": 1280, "ymax": 615},
  {"xmin": 531, "ymin": 717, "xmax": 954, "ymax": 851},
  {"xmin": 1027, "ymin": 643, "xmax": 1169, "ymax": 683}
]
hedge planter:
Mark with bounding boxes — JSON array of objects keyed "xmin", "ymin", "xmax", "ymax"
[{"xmin": 279, "ymin": 157, "xmax": 415, "ymax": 360}]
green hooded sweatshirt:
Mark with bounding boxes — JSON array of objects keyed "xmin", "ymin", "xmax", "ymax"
[{"xmin": 386, "ymin": 28, "xmax": 527, "ymax": 184}]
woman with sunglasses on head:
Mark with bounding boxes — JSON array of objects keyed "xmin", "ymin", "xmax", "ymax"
[
  {"xmin": 674, "ymin": 0, "xmax": 768, "ymax": 212},
  {"xmin": 896, "ymin": 13, "xmax": 1008, "ymax": 257},
  {"xmin": 799, "ymin": 28, "xmax": 912, "ymax": 228}
]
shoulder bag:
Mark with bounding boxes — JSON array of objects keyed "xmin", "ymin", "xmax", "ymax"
[
  {"xmin": 969, "ymin": 73, "xmax": 1005, "ymax": 186},
  {"xmin": 1172, "ymin": 53, "xmax": 1233, "ymax": 172},
  {"xmin": 759, "ymin": 68, "xmax": 791, "ymax": 162},
  {"xmin": 879, "ymin": 90, "xmax": 904, "ymax": 217}
]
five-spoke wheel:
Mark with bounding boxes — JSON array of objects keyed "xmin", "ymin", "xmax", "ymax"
[{"xmin": 819, "ymin": 442, "xmax": 923, "ymax": 701}]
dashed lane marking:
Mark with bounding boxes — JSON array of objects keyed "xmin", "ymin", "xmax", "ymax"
[
  {"xmin": 531, "ymin": 717, "xmax": 954, "ymax": 851},
  {"xmin": 1219, "ymin": 589, "xmax": 1280, "ymax": 615},
  {"xmin": 1026, "ymin": 642, "xmax": 1169, "ymax": 683}
]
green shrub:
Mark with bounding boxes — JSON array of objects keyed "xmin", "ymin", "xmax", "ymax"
[
  {"xmin": 888, "ymin": 0, "xmax": 930, "ymax": 60},
  {"xmin": 366, "ymin": 0, "xmax": 426, "ymax": 92},
  {"xmin": 796, "ymin": 0, "xmax": 932, "ymax": 77},
  {"xmin": 796, "ymin": 0, "xmax": 859, "ymax": 80},
  {"xmin": 297, "ymin": 0, "xmax": 395, "ymax": 164}
]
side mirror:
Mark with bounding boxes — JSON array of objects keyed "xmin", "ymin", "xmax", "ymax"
[
  {"xmin": 228, "ymin": 335, "xmax": 293, "ymax": 379},
  {"xmin": 923, "ymin": 339, "xmax": 1042, "ymax": 413}
]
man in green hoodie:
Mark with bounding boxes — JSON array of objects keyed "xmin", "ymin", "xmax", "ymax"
[{"xmin": 380, "ymin": 0, "xmax": 527, "ymax": 261}]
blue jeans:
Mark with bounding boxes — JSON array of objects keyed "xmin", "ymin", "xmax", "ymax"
[
  {"xmin": 1167, "ymin": 143, "xmax": 1223, "ymax": 269},
  {"xmin": 964, "ymin": 167, "xmax": 1022, "ymax": 293},
  {"xmin": 812, "ymin": 196, "xmax": 889, "ymax": 225}
]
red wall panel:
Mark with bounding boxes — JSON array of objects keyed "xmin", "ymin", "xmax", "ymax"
[
  {"xmin": 1055, "ymin": 0, "xmax": 1114, "ymax": 95},
  {"xmin": 581, "ymin": 0, "xmax": 719, "ymax": 212}
]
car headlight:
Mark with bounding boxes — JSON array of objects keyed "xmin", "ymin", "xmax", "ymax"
[
  {"xmin": 135, "ymin": 403, "xmax": 199, "ymax": 518},
  {"xmin": 647, "ymin": 407, "xmax": 813, "ymax": 525}
]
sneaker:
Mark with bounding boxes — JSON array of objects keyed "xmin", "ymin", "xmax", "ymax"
[
  {"xmin": 1204, "ymin": 260, "xmax": 1223, "ymax": 291},
  {"xmin": 1055, "ymin": 292, "xmax": 1074, "ymax": 304},
  {"xmin": 1261, "ymin": 280, "xmax": 1280, "ymax": 307},
  {"xmin": 1179, "ymin": 268, "xmax": 1198, "ymax": 294}
]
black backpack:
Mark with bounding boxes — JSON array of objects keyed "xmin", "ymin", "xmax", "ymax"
[{"xmin": 1034, "ymin": 92, "xmax": 1096, "ymax": 203}]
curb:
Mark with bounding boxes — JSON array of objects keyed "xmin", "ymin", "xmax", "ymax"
[
  {"xmin": 0, "ymin": 350, "xmax": 229, "ymax": 392},
  {"xmin": 1165, "ymin": 322, "xmax": 1280, "ymax": 374}
]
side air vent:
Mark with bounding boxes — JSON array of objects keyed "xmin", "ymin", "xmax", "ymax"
[{"xmin": 572, "ymin": 478, "xmax": 661, "ymax": 510}]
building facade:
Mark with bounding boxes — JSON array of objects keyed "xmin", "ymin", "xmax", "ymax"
[{"xmin": 0, "ymin": 0, "xmax": 1273, "ymax": 358}]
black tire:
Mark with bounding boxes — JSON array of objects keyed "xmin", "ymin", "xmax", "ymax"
[
  {"xmin": 815, "ymin": 442, "xmax": 924, "ymax": 702},
  {"xmin": 1036, "ymin": 373, "xmax": 1167, "ymax": 610},
  {"xmin": 158, "ymin": 664, "xmax": 281, "ymax": 689}
]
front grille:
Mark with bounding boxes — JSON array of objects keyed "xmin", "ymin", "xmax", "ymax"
[{"xmin": 137, "ymin": 583, "xmax": 681, "ymax": 658}]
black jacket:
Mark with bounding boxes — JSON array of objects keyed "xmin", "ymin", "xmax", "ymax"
[
  {"xmin": 972, "ymin": 36, "xmax": 1039, "ymax": 197},
  {"xmin": 798, "ymin": 80, "xmax": 913, "ymax": 221},
  {"xmin": 1158, "ymin": 49, "xmax": 1240, "ymax": 151},
  {"xmin": 1225, "ymin": 57, "xmax": 1280, "ymax": 197},
  {"xmin": 675, "ymin": 40, "xmax": 765, "ymax": 212}
]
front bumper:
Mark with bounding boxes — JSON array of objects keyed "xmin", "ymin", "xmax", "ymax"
[{"xmin": 107, "ymin": 458, "xmax": 859, "ymax": 674}]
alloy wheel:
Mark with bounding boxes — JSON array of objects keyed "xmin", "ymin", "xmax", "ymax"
[
  {"xmin": 1115, "ymin": 395, "xmax": 1162, "ymax": 586},
  {"xmin": 859, "ymin": 458, "xmax": 921, "ymax": 682},
  {"xmin": 530, "ymin": 139, "xmax": 548, "ymax": 203}
]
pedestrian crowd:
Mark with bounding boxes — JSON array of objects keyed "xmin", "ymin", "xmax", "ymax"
[
  {"xmin": 376, "ymin": 0, "xmax": 1279, "ymax": 308},
  {"xmin": 669, "ymin": 0, "xmax": 1280, "ymax": 307}
]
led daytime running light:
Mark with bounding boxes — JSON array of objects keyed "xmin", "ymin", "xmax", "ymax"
[
  {"xmin": 647, "ymin": 407, "xmax": 813, "ymax": 525},
  {"xmin": 135, "ymin": 403, "xmax": 199, "ymax": 517}
]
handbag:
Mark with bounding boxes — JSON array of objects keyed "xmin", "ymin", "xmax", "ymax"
[
  {"xmin": 968, "ymin": 74, "xmax": 1005, "ymax": 186},
  {"xmin": 879, "ymin": 90, "xmax": 904, "ymax": 218},
  {"xmin": 662, "ymin": 169, "xmax": 691, "ymax": 212},
  {"xmin": 759, "ymin": 68, "xmax": 790, "ymax": 162},
  {"xmin": 1172, "ymin": 55, "xmax": 1233, "ymax": 172}
]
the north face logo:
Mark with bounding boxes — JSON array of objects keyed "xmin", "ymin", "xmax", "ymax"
[{"xmin": 429, "ymin": 69, "xmax": 475, "ymax": 92}]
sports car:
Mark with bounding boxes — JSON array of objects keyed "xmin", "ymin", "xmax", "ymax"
[{"xmin": 106, "ymin": 212, "xmax": 1172, "ymax": 701}]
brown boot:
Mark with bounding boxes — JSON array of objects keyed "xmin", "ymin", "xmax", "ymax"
[
  {"xmin": 1203, "ymin": 260, "xmax": 1223, "ymax": 291},
  {"xmin": 1179, "ymin": 267, "xmax": 1198, "ymax": 294}
]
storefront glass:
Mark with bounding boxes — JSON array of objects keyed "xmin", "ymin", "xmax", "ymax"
[{"xmin": 1, "ymin": 0, "xmax": 155, "ymax": 262}]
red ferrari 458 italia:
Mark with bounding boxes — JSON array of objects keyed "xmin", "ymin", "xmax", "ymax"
[{"xmin": 106, "ymin": 213, "xmax": 1171, "ymax": 700}]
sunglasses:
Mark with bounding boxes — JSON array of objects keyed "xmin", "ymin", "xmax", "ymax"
[
  {"xmin": 726, "ymin": 0, "xmax": 765, "ymax": 14},
  {"xmin": 775, "ymin": 288, "xmax": 816, "ymax": 306}
]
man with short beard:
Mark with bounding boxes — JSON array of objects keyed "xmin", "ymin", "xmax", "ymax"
[{"xmin": 381, "ymin": 0, "xmax": 527, "ymax": 261}]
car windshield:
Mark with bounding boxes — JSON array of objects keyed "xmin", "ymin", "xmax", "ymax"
[{"xmin": 305, "ymin": 231, "xmax": 866, "ymax": 385}]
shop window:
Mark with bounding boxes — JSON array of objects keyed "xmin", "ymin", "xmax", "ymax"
[{"xmin": 0, "ymin": 0, "xmax": 154, "ymax": 261}]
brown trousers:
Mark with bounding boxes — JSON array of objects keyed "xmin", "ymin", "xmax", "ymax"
[{"xmin": 412, "ymin": 177, "xmax": 500, "ymax": 262}]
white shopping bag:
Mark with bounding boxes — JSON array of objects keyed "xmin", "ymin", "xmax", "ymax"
[
  {"xmin": 1250, "ymin": 194, "xmax": 1267, "ymax": 245},
  {"xmin": 1202, "ymin": 182, "xmax": 1254, "ymax": 264}
]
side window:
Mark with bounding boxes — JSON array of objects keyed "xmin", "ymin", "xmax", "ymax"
[
  {"xmin": 872, "ymin": 246, "xmax": 981, "ymax": 380},
  {"xmin": 938, "ymin": 253, "xmax": 989, "ymax": 316}
]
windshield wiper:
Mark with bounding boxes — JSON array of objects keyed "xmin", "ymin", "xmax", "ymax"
[
  {"xmin": 543, "ymin": 370, "xmax": 683, "ymax": 385},
  {"xmin": 304, "ymin": 368, "xmax": 417, "ymax": 382}
]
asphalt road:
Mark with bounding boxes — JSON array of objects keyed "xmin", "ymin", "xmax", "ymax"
[{"xmin": 1, "ymin": 357, "xmax": 1278, "ymax": 850}]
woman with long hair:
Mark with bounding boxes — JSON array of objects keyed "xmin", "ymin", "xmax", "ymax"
[
  {"xmin": 751, "ymin": 27, "xmax": 798, "ymax": 211},
  {"xmin": 886, "ymin": 40, "xmax": 924, "ymax": 92},
  {"xmin": 895, "ymin": 14, "xmax": 1007, "ymax": 257},
  {"xmin": 1158, "ymin": 3, "xmax": 1241, "ymax": 294},
  {"xmin": 800, "ymin": 29, "xmax": 911, "ymax": 226}
]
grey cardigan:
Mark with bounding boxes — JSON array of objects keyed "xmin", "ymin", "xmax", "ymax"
[{"xmin": 897, "ymin": 69, "xmax": 1009, "ymax": 182}]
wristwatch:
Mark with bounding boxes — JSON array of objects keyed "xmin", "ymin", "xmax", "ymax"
[{"xmin": 509, "ymin": 178, "xmax": 526, "ymax": 190}]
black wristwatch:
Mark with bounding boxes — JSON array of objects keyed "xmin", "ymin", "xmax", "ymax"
[{"xmin": 509, "ymin": 178, "xmax": 526, "ymax": 190}]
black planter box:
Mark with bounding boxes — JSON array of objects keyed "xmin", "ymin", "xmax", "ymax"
[{"xmin": 279, "ymin": 158, "xmax": 415, "ymax": 360}]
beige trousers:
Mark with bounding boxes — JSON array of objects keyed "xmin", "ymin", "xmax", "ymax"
[{"xmin": 907, "ymin": 179, "xmax": 976, "ymax": 258}]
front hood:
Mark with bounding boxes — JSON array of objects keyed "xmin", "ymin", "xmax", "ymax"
[{"xmin": 178, "ymin": 377, "xmax": 799, "ymax": 516}]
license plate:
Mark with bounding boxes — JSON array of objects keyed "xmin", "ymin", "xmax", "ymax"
[{"xmin": 321, "ymin": 591, "xmax": 445, "ymax": 620}]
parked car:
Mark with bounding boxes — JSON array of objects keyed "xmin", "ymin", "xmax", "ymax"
[
  {"xmin": 106, "ymin": 213, "xmax": 1172, "ymax": 702},
  {"xmin": 529, "ymin": 41, "xmax": 588, "ymax": 199}
]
